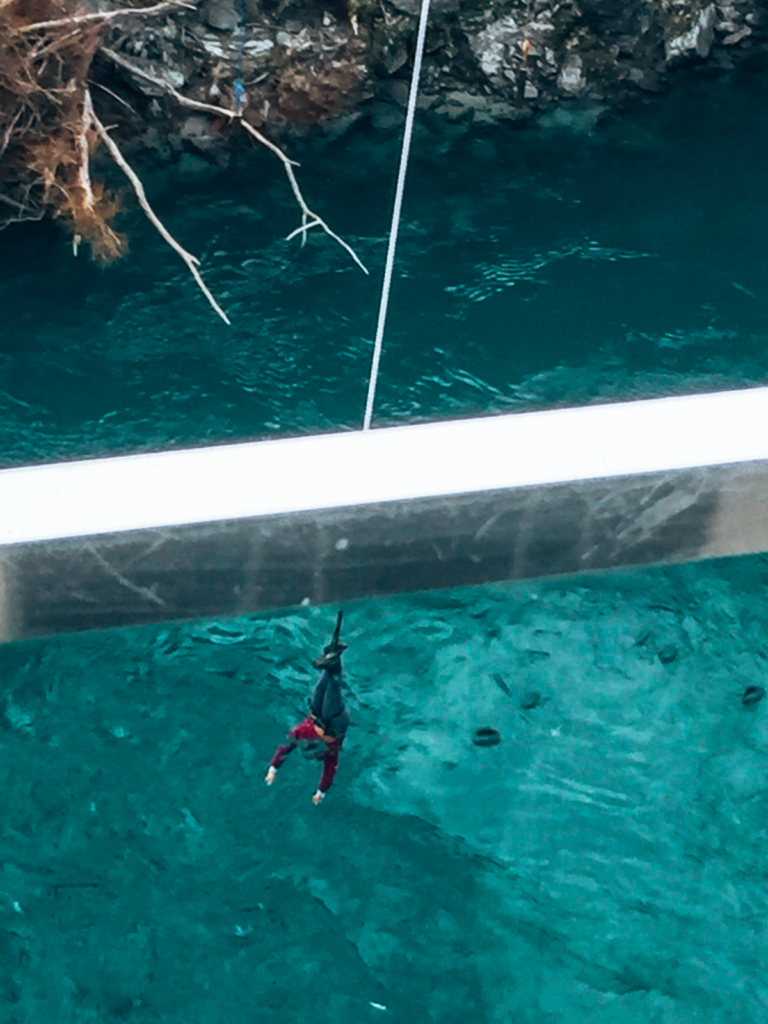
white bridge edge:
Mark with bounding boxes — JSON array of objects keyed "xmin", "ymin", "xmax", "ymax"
[{"xmin": 1, "ymin": 386, "xmax": 767, "ymax": 546}]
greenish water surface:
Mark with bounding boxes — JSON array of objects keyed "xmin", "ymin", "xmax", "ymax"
[
  {"xmin": 2, "ymin": 66, "xmax": 768, "ymax": 463},
  {"xmin": 2, "ymin": 558, "xmax": 768, "ymax": 1023},
  {"xmin": 2, "ymin": 63, "xmax": 768, "ymax": 1024}
]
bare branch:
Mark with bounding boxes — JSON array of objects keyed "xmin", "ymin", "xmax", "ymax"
[
  {"xmin": 0, "ymin": 106, "xmax": 24, "ymax": 159},
  {"xmin": 100, "ymin": 46, "xmax": 368, "ymax": 274},
  {"xmin": 88, "ymin": 79, "xmax": 139, "ymax": 116},
  {"xmin": 86, "ymin": 89, "xmax": 230, "ymax": 324},
  {"xmin": 285, "ymin": 218, "xmax": 322, "ymax": 240},
  {"xmin": 78, "ymin": 90, "xmax": 97, "ymax": 211},
  {"xmin": 20, "ymin": 1, "xmax": 194, "ymax": 33},
  {"xmin": 101, "ymin": 46, "xmax": 248, "ymax": 122},
  {"xmin": 240, "ymin": 120, "xmax": 369, "ymax": 274},
  {"xmin": 0, "ymin": 185, "xmax": 45, "ymax": 230},
  {"xmin": 0, "ymin": 193, "xmax": 30, "ymax": 211}
]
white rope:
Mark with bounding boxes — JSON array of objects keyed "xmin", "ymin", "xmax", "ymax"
[{"xmin": 362, "ymin": 0, "xmax": 431, "ymax": 431}]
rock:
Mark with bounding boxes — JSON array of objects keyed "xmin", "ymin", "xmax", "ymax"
[
  {"xmin": 200, "ymin": 35, "xmax": 231, "ymax": 59},
  {"xmin": 369, "ymin": 102, "xmax": 404, "ymax": 130},
  {"xmin": 472, "ymin": 726, "xmax": 501, "ymax": 747},
  {"xmin": 723, "ymin": 26, "xmax": 752, "ymax": 45},
  {"xmin": 746, "ymin": 10, "xmax": 768, "ymax": 31},
  {"xmin": 657, "ymin": 645, "xmax": 678, "ymax": 665},
  {"xmin": 475, "ymin": 101, "xmax": 525, "ymax": 124},
  {"xmin": 177, "ymin": 152, "xmax": 214, "ymax": 178},
  {"xmin": 276, "ymin": 56, "xmax": 366, "ymax": 123},
  {"xmin": 115, "ymin": 55, "xmax": 187, "ymax": 97},
  {"xmin": 163, "ymin": 67, "xmax": 186, "ymax": 90},
  {"xmin": 180, "ymin": 115, "xmax": 219, "ymax": 153},
  {"xmin": 243, "ymin": 38, "xmax": 275, "ymax": 57},
  {"xmin": 94, "ymin": 0, "xmax": 768, "ymax": 153},
  {"xmin": 469, "ymin": 15, "xmax": 519, "ymax": 78},
  {"xmin": 742, "ymin": 685, "xmax": 765, "ymax": 706},
  {"xmin": 558, "ymin": 54, "xmax": 584, "ymax": 94},
  {"xmin": 520, "ymin": 691, "xmax": 550, "ymax": 711},
  {"xmin": 635, "ymin": 628, "xmax": 652, "ymax": 648},
  {"xmin": 389, "ymin": 0, "xmax": 458, "ymax": 14},
  {"xmin": 665, "ymin": 3, "xmax": 717, "ymax": 62},
  {"xmin": 204, "ymin": 0, "xmax": 240, "ymax": 32}
]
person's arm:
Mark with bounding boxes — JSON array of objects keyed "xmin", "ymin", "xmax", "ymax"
[
  {"xmin": 265, "ymin": 739, "xmax": 297, "ymax": 783},
  {"xmin": 312, "ymin": 741, "xmax": 341, "ymax": 803}
]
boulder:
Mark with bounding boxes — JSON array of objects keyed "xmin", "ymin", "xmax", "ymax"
[
  {"xmin": 204, "ymin": 0, "xmax": 240, "ymax": 32},
  {"xmin": 665, "ymin": 3, "xmax": 717, "ymax": 62}
]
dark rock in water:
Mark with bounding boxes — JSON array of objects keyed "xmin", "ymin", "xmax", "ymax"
[
  {"xmin": 521, "ymin": 650, "xmax": 550, "ymax": 663},
  {"xmin": 635, "ymin": 629, "xmax": 652, "ymax": 648},
  {"xmin": 742, "ymin": 685, "xmax": 765, "ymax": 706},
  {"xmin": 472, "ymin": 727, "xmax": 501, "ymax": 747},
  {"xmin": 520, "ymin": 691, "xmax": 551, "ymax": 711},
  {"xmin": 492, "ymin": 672, "xmax": 512, "ymax": 697},
  {"xmin": 520, "ymin": 691, "xmax": 543, "ymax": 710},
  {"xmin": 657, "ymin": 645, "xmax": 678, "ymax": 665}
]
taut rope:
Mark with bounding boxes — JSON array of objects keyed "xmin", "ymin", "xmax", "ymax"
[{"xmin": 362, "ymin": 0, "xmax": 431, "ymax": 431}]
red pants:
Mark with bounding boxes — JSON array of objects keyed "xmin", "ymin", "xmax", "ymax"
[{"xmin": 270, "ymin": 715, "xmax": 342, "ymax": 793}]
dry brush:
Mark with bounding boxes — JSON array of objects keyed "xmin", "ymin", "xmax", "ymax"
[{"xmin": 0, "ymin": 0, "xmax": 366, "ymax": 323}]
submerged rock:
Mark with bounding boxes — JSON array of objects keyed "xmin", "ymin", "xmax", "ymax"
[
  {"xmin": 520, "ymin": 690, "xmax": 550, "ymax": 711},
  {"xmin": 742, "ymin": 685, "xmax": 765, "ymax": 706},
  {"xmin": 472, "ymin": 726, "xmax": 502, "ymax": 747},
  {"xmin": 657, "ymin": 645, "xmax": 679, "ymax": 665}
]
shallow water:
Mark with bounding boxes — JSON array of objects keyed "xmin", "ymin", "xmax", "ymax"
[
  {"xmin": 2, "ymin": 60, "xmax": 768, "ymax": 1024},
  {"xmin": 2, "ymin": 557, "xmax": 768, "ymax": 1022}
]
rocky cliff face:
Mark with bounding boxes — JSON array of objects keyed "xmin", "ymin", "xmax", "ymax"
[
  {"xmin": 96, "ymin": 0, "xmax": 768, "ymax": 155},
  {"xmin": 2, "ymin": 0, "xmax": 767, "ymax": 251}
]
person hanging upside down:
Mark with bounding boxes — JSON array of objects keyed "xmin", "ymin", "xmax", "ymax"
[{"xmin": 266, "ymin": 613, "xmax": 351, "ymax": 804}]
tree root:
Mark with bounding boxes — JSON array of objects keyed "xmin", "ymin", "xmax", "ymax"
[
  {"xmin": 20, "ymin": 1, "xmax": 194, "ymax": 34},
  {"xmin": 101, "ymin": 46, "xmax": 369, "ymax": 276},
  {"xmin": 85, "ymin": 88, "xmax": 231, "ymax": 324},
  {"xmin": 1, "ymin": 4, "xmax": 366, "ymax": 325}
]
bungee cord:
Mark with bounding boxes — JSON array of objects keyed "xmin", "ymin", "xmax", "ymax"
[{"xmin": 362, "ymin": 0, "xmax": 431, "ymax": 431}]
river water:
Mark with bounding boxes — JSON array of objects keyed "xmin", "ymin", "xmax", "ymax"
[{"xmin": 2, "ymin": 64, "xmax": 768, "ymax": 1023}]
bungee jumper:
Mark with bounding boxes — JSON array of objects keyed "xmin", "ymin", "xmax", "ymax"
[{"xmin": 265, "ymin": 612, "xmax": 351, "ymax": 804}]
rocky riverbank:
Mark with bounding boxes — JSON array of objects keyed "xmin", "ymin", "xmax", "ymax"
[
  {"xmin": 2, "ymin": 0, "xmax": 767, "ymax": 252},
  {"xmin": 94, "ymin": 0, "xmax": 768, "ymax": 157}
]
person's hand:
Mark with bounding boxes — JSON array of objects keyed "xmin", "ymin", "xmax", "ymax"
[
  {"xmin": 312, "ymin": 790, "xmax": 325, "ymax": 805},
  {"xmin": 265, "ymin": 766, "xmax": 277, "ymax": 785}
]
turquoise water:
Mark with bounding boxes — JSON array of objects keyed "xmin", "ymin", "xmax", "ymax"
[
  {"xmin": 2, "ymin": 67, "xmax": 768, "ymax": 465},
  {"xmin": 3, "ymin": 559, "xmax": 768, "ymax": 1022},
  {"xmin": 3, "ymin": 64, "xmax": 768, "ymax": 1023}
]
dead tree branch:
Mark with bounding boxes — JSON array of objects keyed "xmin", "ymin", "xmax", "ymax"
[
  {"xmin": 78, "ymin": 90, "xmax": 97, "ymax": 212},
  {"xmin": 86, "ymin": 89, "xmax": 230, "ymax": 324},
  {"xmin": 101, "ymin": 46, "xmax": 369, "ymax": 275},
  {"xmin": 0, "ymin": 185, "xmax": 45, "ymax": 230},
  {"xmin": 239, "ymin": 119, "xmax": 368, "ymax": 274},
  {"xmin": 101, "ymin": 46, "xmax": 246, "ymax": 120},
  {"xmin": 20, "ymin": 1, "xmax": 194, "ymax": 34}
]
